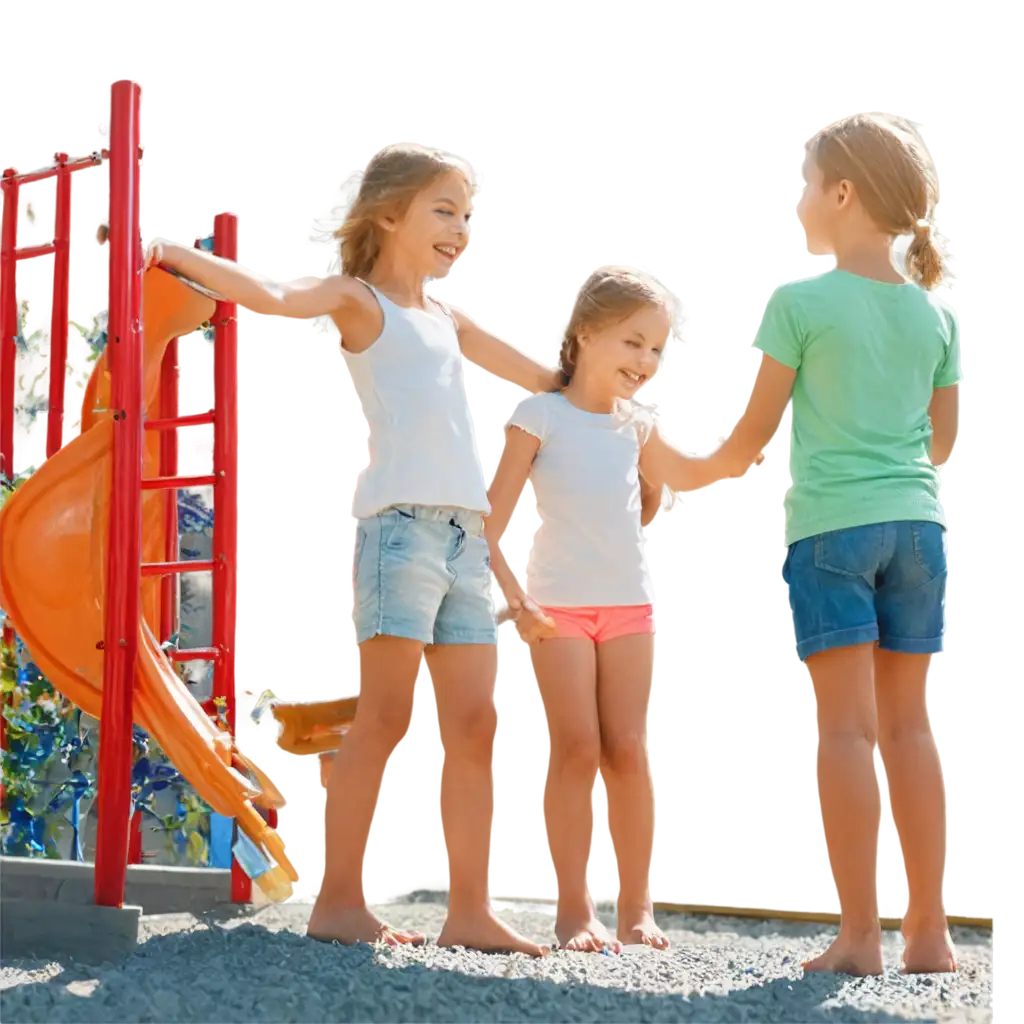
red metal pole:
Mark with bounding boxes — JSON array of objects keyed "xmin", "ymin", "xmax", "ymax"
[
  {"xmin": 46, "ymin": 155, "xmax": 72, "ymax": 459},
  {"xmin": 0, "ymin": 170, "xmax": 19, "ymax": 760},
  {"xmin": 212, "ymin": 213, "xmax": 249, "ymax": 903},
  {"xmin": 1, "ymin": 168, "xmax": 18, "ymax": 483},
  {"xmin": 94, "ymin": 80, "xmax": 144, "ymax": 909},
  {"xmin": 159, "ymin": 338, "xmax": 179, "ymax": 645}
]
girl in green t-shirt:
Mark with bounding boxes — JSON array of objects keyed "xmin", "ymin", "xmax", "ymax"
[{"xmin": 702, "ymin": 113, "xmax": 961, "ymax": 977}]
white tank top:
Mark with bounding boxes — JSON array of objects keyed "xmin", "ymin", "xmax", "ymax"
[{"xmin": 342, "ymin": 283, "xmax": 490, "ymax": 519}]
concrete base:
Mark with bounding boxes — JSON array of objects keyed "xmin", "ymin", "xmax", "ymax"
[
  {"xmin": 1, "ymin": 855, "xmax": 234, "ymax": 916},
  {"xmin": 1, "ymin": 898, "xmax": 141, "ymax": 963}
]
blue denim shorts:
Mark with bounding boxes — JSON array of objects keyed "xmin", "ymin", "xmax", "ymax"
[
  {"xmin": 352, "ymin": 505, "xmax": 497, "ymax": 646},
  {"xmin": 782, "ymin": 521, "xmax": 947, "ymax": 662}
]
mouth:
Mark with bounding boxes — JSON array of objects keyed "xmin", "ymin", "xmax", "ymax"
[
  {"xmin": 620, "ymin": 369, "xmax": 646, "ymax": 387},
  {"xmin": 434, "ymin": 244, "xmax": 459, "ymax": 263}
]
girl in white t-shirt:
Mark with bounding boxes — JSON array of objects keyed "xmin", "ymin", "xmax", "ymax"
[{"xmin": 486, "ymin": 267, "xmax": 754, "ymax": 953}]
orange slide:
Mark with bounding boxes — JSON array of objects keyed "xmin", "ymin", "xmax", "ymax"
[{"xmin": 0, "ymin": 268, "xmax": 295, "ymax": 899}]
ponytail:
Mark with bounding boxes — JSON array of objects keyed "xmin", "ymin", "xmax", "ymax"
[
  {"xmin": 905, "ymin": 220, "xmax": 945, "ymax": 291},
  {"xmin": 558, "ymin": 331, "xmax": 577, "ymax": 388}
]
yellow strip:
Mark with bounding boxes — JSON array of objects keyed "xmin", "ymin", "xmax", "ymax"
[{"xmin": 651, "ymin": 903, "xmax": 992, "ymax": 932}]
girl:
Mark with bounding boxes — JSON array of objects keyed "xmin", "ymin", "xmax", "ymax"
[
  {"xmin": 485, "ymin": 267, "xmax": 753, "ymax": 952},
  {"xmin": 145, "ymin": 143, "xmax": 560, "ymax": 955},
  {"xmin": 701, "ymin": 113, "xmax": 961, "ymax": 976}
]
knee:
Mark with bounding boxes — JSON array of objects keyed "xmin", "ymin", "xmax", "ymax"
[
  {"xmin": 878, "ymin": 711, "xmax": 931, "ymax": 752},
  {"xmin": 819, "ymin": 717, "xmax": 878, "ymax": 750},
  {"xmin": 551, "ymin": 733, "xmax": 601, "ymax": 781},
  {"xmin": 443, "ymin": 702, "xmax": 498, "ymax": 760},
  {"xmin": 600, "ymin": 731, "xmax": 650, "ymax": 778},
  {"xmin": 354, "ymin": 703, "xmax": 412, "ymax": 753}
]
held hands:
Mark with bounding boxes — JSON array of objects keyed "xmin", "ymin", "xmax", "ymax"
[
  {"xmin": 499, "ymin": 591, "xmax": 558, "ymax": 644},
  {"xmin": 713, "ymin": 436, "xmax": 765, "ymax": 479}
]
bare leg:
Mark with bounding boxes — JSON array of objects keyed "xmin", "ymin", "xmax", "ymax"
[
  {"xmin": 875, "ymin": 648, "xmax": 956, "ymax": 973},
  {"xmin": 595, "ymin": 633, "xmax": 666, "ymax": 950},
  {"xmin": 427, "ymin": 643, "xmax": 547, "ymax": 956},
  {"xmin": 307, "ymin": 636, "xmax": 425, "ymax": 946},
  {"xmin": 803, "ymin": 643, "xmax": 884, "ymax": 976},
  {"xmin": 532, "ymin": 638, "xmax": 620, "ymax": 953}
]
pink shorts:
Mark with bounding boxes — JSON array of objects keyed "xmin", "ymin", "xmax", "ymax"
[{"xmin": 541, "ymin": 604, "xmax": 655, "ymax": 643}]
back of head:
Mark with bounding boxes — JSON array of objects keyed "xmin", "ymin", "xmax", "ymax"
[
  {"xmin": 559, "ymin": 266, "xmax": 681, "ymax": 385},
  {"xmin": 334, "ymin": 143, "xmax": 476, "ymax": 279},
  {"xmin": 807, "ymin": 113, "xmax": 945, "ymax": 290}
]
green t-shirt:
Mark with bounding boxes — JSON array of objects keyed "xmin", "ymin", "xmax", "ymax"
[{"xmin": 753, "ymin": 269, "xmax": 962, "ymax": 547}]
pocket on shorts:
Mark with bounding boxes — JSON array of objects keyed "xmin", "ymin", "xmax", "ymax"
[
  {"xmin": 381, "ymin": 507, "xmax": 415, "ymax": 552},
  {"xmin": 352, "ymin": 524, "xmax": 367, "ymax": 586},
  {"xmin": 910, "ymin": 523, "xmax": 947, "ymax": 581},
  {"xmin": 813, "ymin": 525, "xmax": 883, "ymax": 579}
]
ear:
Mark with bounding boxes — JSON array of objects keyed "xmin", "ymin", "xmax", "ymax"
[
  {"xmin": 835, "ymin": 179, "xmax": 853, "ymax": 209},
  {"xmin": 376, "ymin": 214, "xmax": 398, "ymax": 233}
]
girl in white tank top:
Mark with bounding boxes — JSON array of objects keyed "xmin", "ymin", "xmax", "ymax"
[
  {"xmin": 485, "ymin": 267, "xmax": 751, "ymax": 953},
  {"xmin": 145, "ymin": 143, "xmax": 557, "ymax": 956}
]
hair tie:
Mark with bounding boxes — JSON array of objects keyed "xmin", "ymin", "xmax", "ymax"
[{"xmin": 913, "ymin": 219, "xmax": 932, "ymax": 240}]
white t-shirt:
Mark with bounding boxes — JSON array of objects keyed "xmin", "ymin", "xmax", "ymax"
[
  {"xmin": 342, "ymin": 284, "xmax": 490, "ymax": 519},
  {"xmin": 508, "ymin": 391, "xmax": 655, "ymax": 608}
]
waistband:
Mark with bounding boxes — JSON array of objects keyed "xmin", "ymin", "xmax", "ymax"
[{"xmin": 389, "ymin": 504, "xmax": 485, "ymax": 537}]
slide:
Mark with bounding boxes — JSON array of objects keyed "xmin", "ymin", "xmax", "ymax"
[{"xmin": 0, "ymin": 268, "xmax": 295, "ymax": 894}]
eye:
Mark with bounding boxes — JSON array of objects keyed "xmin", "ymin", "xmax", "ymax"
[
  {"xmin": 625, "ymin": 339, "xmax": 640, "ymax": 348},
  {"xmin": 436, "ymin": 208, "xmax": 453, "ymax": 216}
]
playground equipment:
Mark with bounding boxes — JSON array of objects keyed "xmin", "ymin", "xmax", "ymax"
[{"xmin": 0, "ymin": 81, "xmax": 294, "ymax": 911}]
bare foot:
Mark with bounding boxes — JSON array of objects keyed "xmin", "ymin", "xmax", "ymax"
[
  {"xmin": 307, "ymin": 903, "xmax": 425, "ymax": 947},
  {"xmin": 439, "ymin": 905, "xmax": 549, "ymax": 957},
  {"xmin": 803, "ymin": 929, "xmax": 883, "ymax": 976},
  {"xmin": 618, "ymin": 906, "xmax": 669, "ymax": 950},
  {"xmin": 556, "ymin": 912, "xmax": 622, "ymax": 953},
  {"xmin": 901, "ymin": 925, "xmax": 958, "ymax": 974}
]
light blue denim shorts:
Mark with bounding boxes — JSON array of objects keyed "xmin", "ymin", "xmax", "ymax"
[
  {"xmin": 352, "ymin": 505, "xmax": 497, "ymax": 646},
  {"xmin": 783, "ymin": 520, "xmax": 947, "ymax": 662}
]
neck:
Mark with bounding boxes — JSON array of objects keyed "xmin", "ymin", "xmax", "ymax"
[
  {"xmin": 365, "ymin": 249, "xmax": 428, "ymax": 307},
  {"xmin": 563, "ymin": 373, "xmax": 617, "ymax": 414},
  {"xmin": 832, "ymin": 232, "xmax": 905, "ymax": 284}
]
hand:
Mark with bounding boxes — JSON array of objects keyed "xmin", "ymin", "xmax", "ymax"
[
  {"xmin": 715, "ymin": 437, "xmax": 765, "ymax": 478},
  {"xmin": 142, "ymin": 240, "xmax": 163, "ymax": 272},
  {"xmin": 505, "ymin": 592, "xmax": 558, "ymax": 644}
]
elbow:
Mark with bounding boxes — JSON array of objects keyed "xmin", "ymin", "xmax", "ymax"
[{"xmin": 931, "ymin": 439, "xmax": 956, "ymax": 467}]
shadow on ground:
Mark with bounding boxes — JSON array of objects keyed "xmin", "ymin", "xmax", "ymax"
[{"xmin": 0, "ymin": 920, "xmax": 928, "ymax": 1024}]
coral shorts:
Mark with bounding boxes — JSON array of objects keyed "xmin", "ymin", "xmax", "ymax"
[{"xmin": 541, "ymin": 604, "xmax": 655, "ymax": 643}]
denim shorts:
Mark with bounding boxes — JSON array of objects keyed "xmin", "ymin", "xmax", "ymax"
[
  {"xmin": 352, "ymin": 505, "xmax": 497, "ymax": 646},
  {"xmin": 782, "ymin": 521, "xmax": 947, "ymax": 662}
]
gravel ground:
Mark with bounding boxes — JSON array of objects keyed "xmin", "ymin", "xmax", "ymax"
[{"xmin": 0, "ymin": 894, "xmax": 991, "ymax": 1023}]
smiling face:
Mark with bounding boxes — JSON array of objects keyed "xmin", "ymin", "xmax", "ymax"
[
  {"xmin": 576, "ymin": 302, "xmax": 671, "ymax": 401},
  {"xmin": 382, "ymin": 170, "xmax": 473, "ymax": 280}
]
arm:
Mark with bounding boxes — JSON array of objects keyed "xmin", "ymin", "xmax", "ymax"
[
  {"xmin": 639, "ymin": 354, "xmax": 790, "ymax": 494},
  {"xmin": 639, "ymin": 468, "xmax": 662, "ymax": 526},
  {"xmin": 707, "ymin": 353, "xmax": 795, "ymax": 479},
  {"xmin": 928, "ymin": 384, "xmax": 959, "ymax": 466},
  {"xmin": 145, "ymin": 239, "xmax": 361, "ymax": 321},
  {"xmin": 483, "ymin": 423, "xmax": 540, "ymax": 606},
  {"xmin": 451, "ymin": 306, "xmax": 562, "ymax": 394}
]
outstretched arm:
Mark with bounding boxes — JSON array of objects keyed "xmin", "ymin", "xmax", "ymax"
[
  {"xmin": 145, "ymin": 239, "xmax": 363, "ymax": 322},
  {"xmin": 639, "ymin": 354, "xmax": 791, "ymax": 494},
  {"xmin": 451, "ymin": 307, "xmax": 562, "ymax": 394}
]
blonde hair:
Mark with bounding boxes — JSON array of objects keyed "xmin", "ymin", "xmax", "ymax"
[
  {"xmin": 807, "ymin": 113, "xmax": 946, "ymax": 290},
  {"xmin": 332, "ymin": 143, "xmax": 476, "ymax": 279},
  {"xmin": 559, "ymin": 266, "xmax": 680, "ymax": 385}
]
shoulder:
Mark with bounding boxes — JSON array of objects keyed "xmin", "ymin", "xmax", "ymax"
[
  {"xmin": 615, "ymin": 399, "xmax": 658, "ymax": 445},
  {"xmin": 921, "ymin": 288, "xmax": 959, "ymax": 336},
  {"xmin": 507, "ymin": 391, "xmax": 562, "ymax": 443}
]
